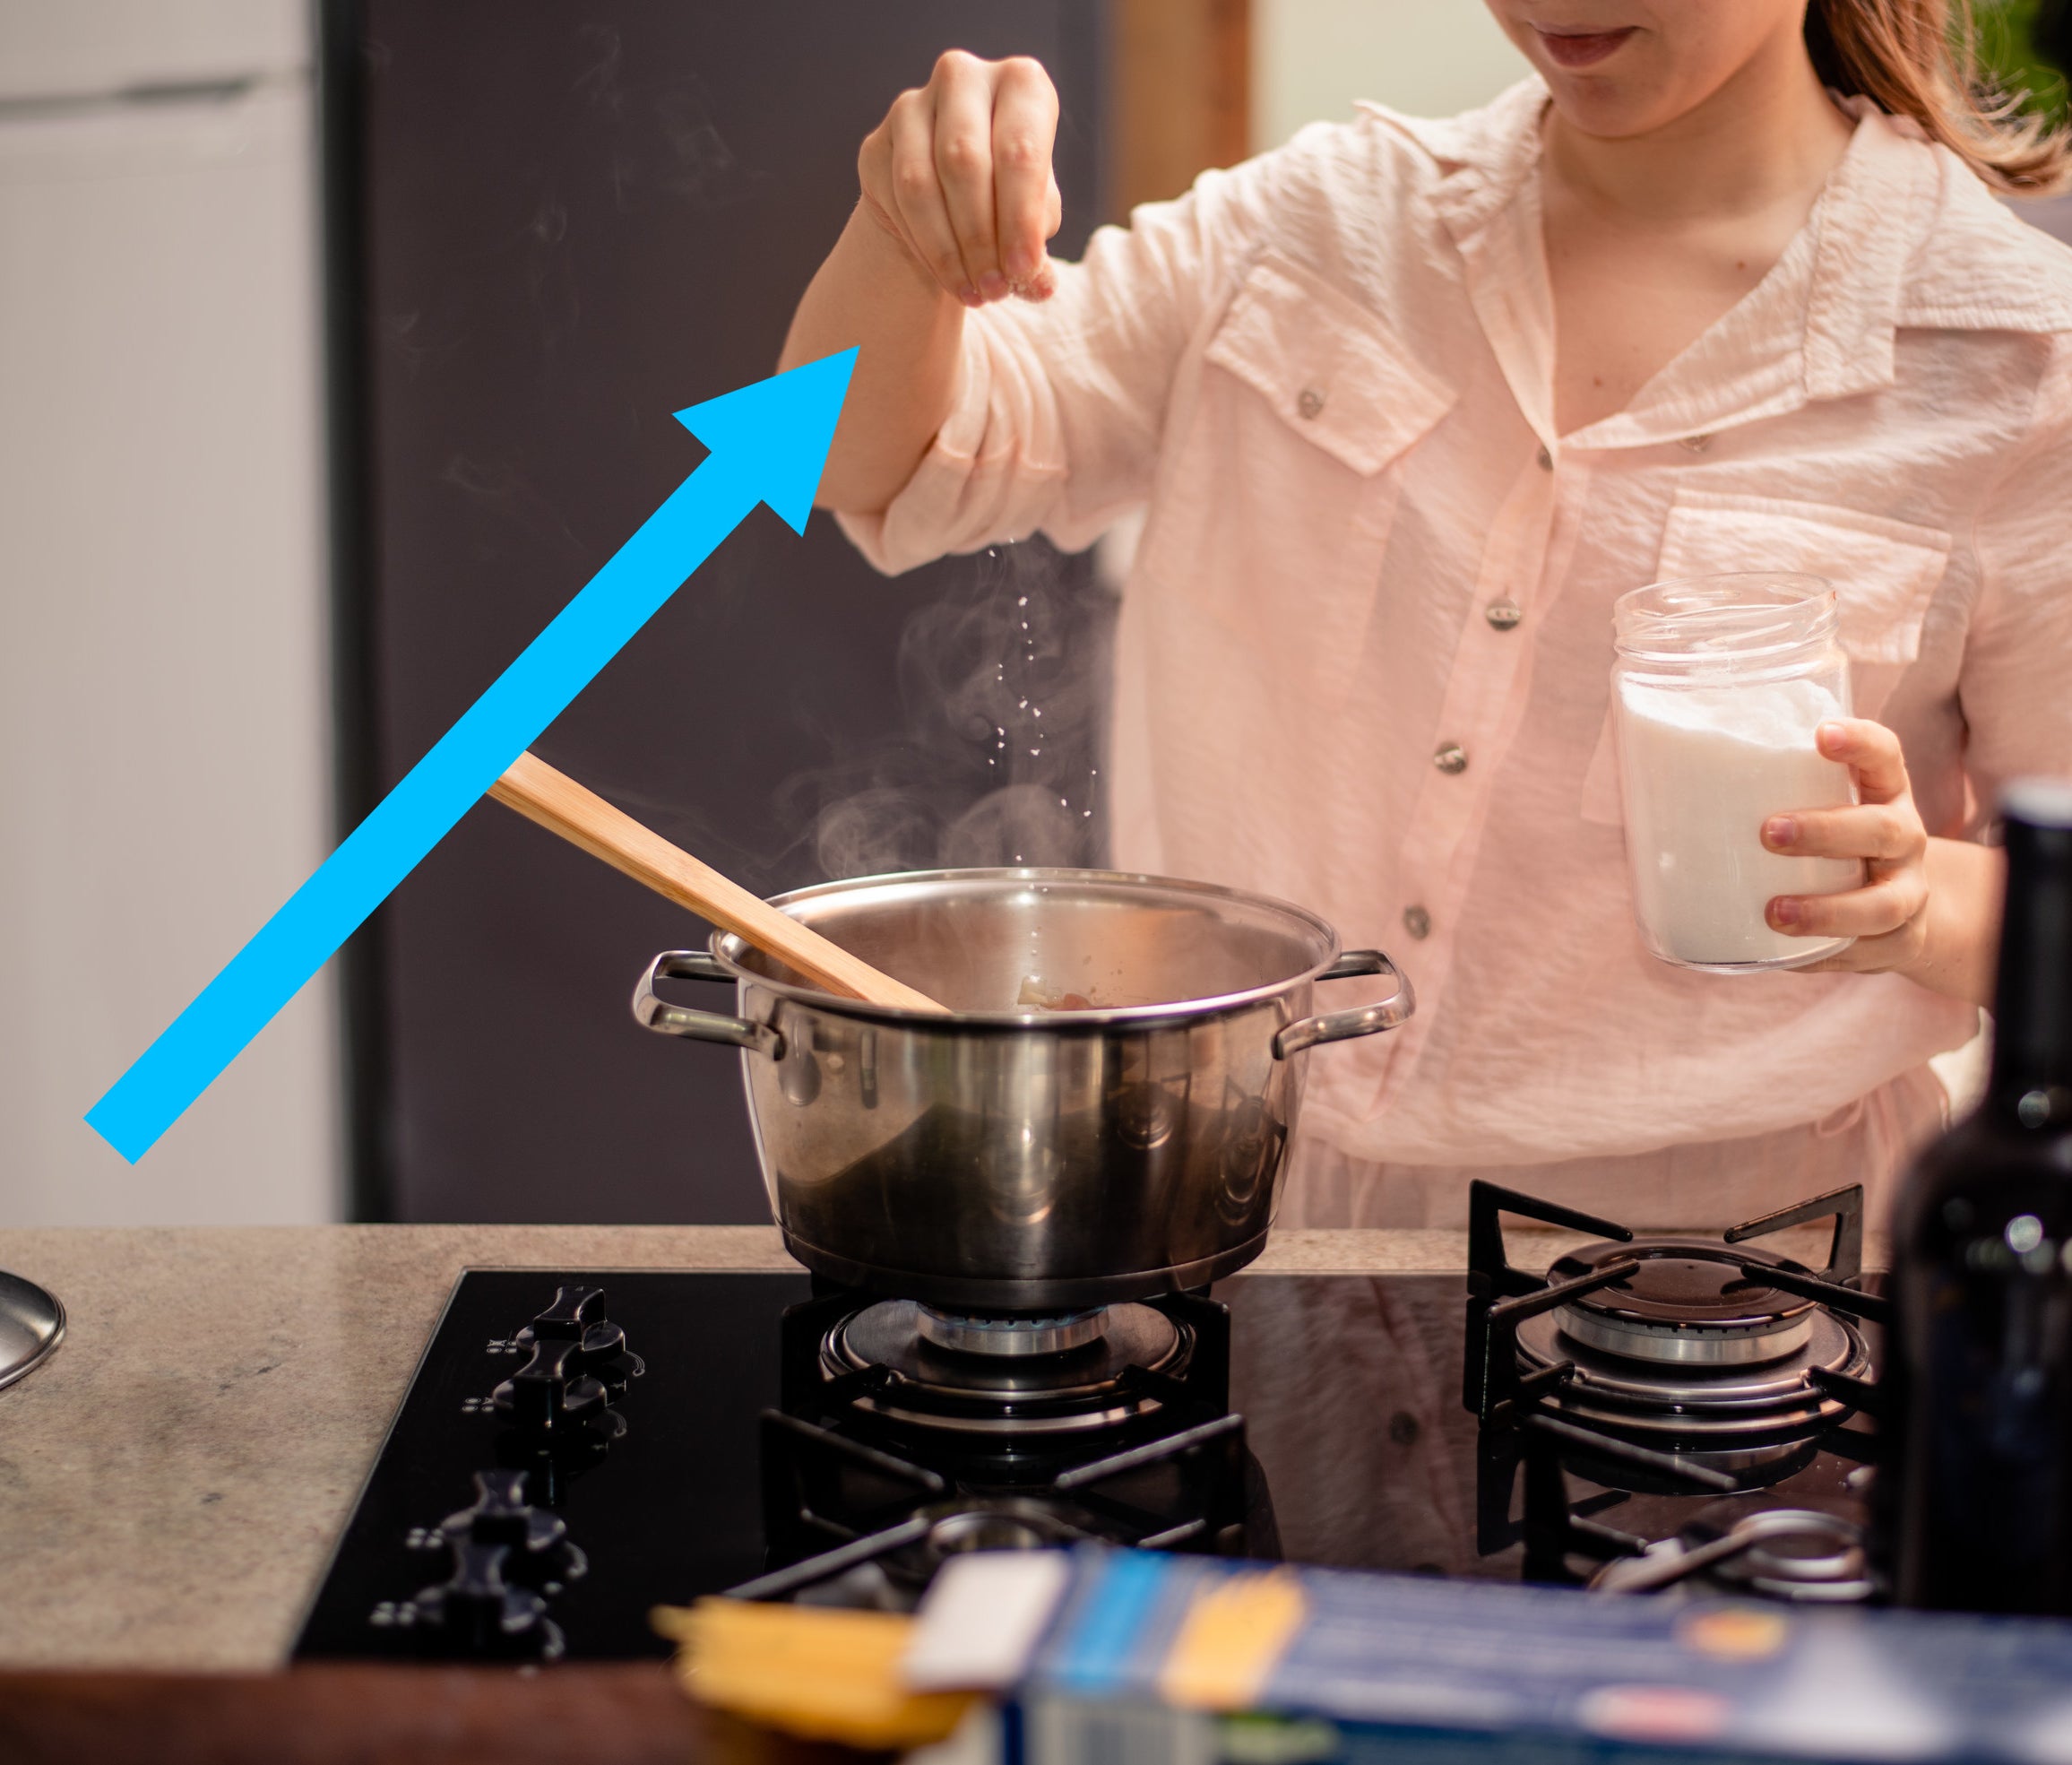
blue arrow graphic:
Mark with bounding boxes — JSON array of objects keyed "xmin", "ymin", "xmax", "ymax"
[{"xmin": 86, "ymin": 348, "xmax": 858, "ymax": 1163}]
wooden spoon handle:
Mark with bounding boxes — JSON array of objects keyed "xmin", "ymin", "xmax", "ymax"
[{"xmin": 488, "ymin": 751, "xmax": 948, "ymax": 1015}]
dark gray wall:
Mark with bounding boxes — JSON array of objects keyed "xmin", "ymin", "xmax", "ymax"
[{"xmin": 337, "ymin": 4, "xmax": 1111, "ymax": 1222}]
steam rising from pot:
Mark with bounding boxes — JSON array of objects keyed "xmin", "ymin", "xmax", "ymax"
[{"xmin": 780, "ymin": 537, "xmax": 1117, "ymax": 881}]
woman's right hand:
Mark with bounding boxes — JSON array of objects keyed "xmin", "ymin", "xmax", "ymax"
[{"xmin": 857, "ymin": 50, "xmax": 1063, "ymax": 308}]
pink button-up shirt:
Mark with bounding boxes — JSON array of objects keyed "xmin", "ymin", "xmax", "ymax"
[{"xmin": 837, "ymin": 79, "xmax": 2072, "ymax": 1229}]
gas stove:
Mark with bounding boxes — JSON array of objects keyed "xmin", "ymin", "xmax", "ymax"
[
  {"xmin": 294, "ymin": 1182, "xmax": 1887, "ymax": 1662},
  {"xmin": 1463, "ymin": 1179, "xmax": 1885, "ymax": 1602},
  {"xmin": 744, "ymin": 1285, "xmax": 1274, "ymax": 1608}
]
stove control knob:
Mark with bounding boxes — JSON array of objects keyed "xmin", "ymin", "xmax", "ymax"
[
  {"xmin": 409, "ymin": 1536, "xmax": 565, "ymax": 1660},
  {"xmin": 492, "ymin": 1335, "xmax": 618, "ymax": 1436},
  {"xmin": 514, "ymin": 1285, "xmax": 646, "ymax": 1398},
  {"xmin": 436, "ymin": 1469, "xmax": 587, "ymax": 1591},
  {"xmin": 492, "ymin": 1286, "xmax": 644, "ymax": 1435}
]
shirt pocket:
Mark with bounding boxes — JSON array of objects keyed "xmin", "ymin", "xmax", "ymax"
[
  {"xmin": 1155, "ymin": 249, "xmax": 1454, "ymax": 706},
  {"xmin": 1203, "ymin": 249, "xmax": 1455, "ymax": 474},
  {"xmin": 1579, "ymin": 488, "xmax": 1953, "ymax": 825}
]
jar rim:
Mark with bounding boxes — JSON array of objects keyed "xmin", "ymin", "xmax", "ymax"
[{"xmin": 1614, "ymin": 571, "xmax": 1837, "ymax": 663}]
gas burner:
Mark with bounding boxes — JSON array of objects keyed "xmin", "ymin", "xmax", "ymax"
[
  {"xmin": 913, "ymin": 1306, "xmax": 1106, "ymax": 1357},
  {"xmin": 1550, "ymin": 1242, "xmax": 1817, "ymax": 1367},
  {"xmin": 745, "ymin": 1285, "xmax": 1270, "ymax": 1605},
  {"xmin": 819, "ymin": 1298, "xmax": 1190, "ymax": 1438},
  {"xmin": 1512, "ymin": 1242, "xmax": 1870, "ymax": 1456},
  {"xmin": 1513, "ymin": 1308, "xmax": 1866, "ymax": 1451},
  {"xmin": 1463, "ymin": 1180, "xmax": 1891, "ymax": 1590},
  {"xmin": 1466, "ymin": 1181, "xmax": 1887, "ymax": 1459},
  {"xmin": 1516, "ymin": 1309, "xmax": 1873, "ymax": 1475},
  {"xmin": 1590, "ymin": 1501, "xmax": 1874, "ymax": 1604}
]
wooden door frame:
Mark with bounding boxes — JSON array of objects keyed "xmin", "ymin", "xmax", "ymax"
[{"xmin": 1109, "ymin": 0, "xmax": 1251, "ymax": 218}]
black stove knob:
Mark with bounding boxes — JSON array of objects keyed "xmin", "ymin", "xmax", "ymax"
[
  {"xmin": 493, "ymin": 1335, "xmax": 615, "ymax": 1435},
  {"xmin": 409, "ymin": 1536, "xmax": 565, "ymax": 1660},
  {"xmin": 437, "ymin": 1469, "xmax": 588, "ymax": 1591},
  {"xmin": 515, "ymin": 1286, "xmax": 646, "ymax": 1391},
  {"xmin": 493, "ymin": 1286, "xmax": 645, "ymax": 1435}
]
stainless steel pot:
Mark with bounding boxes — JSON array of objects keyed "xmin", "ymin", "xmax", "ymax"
[{"xmin": 632, "ymin": 868, "xmax": 1412, "ymax": 1311}]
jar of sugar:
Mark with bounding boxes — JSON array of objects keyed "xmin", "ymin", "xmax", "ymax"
[{"xmin": 1610, "ymin": 573, "xmax": 1864, "ymax": 972}]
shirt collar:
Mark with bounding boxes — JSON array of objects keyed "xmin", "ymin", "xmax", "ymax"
[
  {"xmin": 1569, "ymin": 104, "xmax": 1924, "ymax": 450},
  {"xmin": 1800, "ymin": 100, "xmax": 1930, "ymax": 402},
  {"xmin": 1365, "ymin": 77, "xmax": 1548, "ymax": 241},
  {"xmin": 1369, "ymin": 79, "xmax": 2068, "ymax": 454}
]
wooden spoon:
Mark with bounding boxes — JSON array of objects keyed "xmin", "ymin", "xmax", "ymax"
[{"xmin": 489, "ymin": 751, "xmax": 948, "ymax": 1014}]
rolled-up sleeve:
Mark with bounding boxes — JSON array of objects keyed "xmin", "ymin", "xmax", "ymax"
[
  {"xmin": 1958, "ymin": 336, "xmax": 2072, "ymax": 815},
  {"xmin": 835, "ymin": 153, "xmax": 1276, "ymax": 575}
]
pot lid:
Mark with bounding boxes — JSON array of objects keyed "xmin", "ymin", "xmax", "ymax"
[{"xmin": 712, "ymin": 864, "xmax": 1351, "ymax": 1025}]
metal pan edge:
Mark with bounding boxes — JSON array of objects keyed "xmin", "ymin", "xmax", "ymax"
[{"xmin": 0, "ymin": 1269, "xmax": 65, "ymax": 1391}]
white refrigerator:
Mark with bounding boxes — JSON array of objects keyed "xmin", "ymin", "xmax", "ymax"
[{"xmin": 0, "ymin": 1, "xmax": 340, "ymax": 1223}]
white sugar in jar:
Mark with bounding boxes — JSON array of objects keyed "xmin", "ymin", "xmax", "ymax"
[{"xmin": 1611, "ymin": 574, "xmax": 1864, "ymax": 972}]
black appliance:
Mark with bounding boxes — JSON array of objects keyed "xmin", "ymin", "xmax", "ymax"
[
  {"xmin": 324, "ymin": 3, "xmax": 1114, "ymax": 1228},
  {"xmin": 295, "ymin": 1181, "xmax": 1890, "ymax": 1662}
]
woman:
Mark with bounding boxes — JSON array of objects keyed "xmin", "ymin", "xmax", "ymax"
[{"xmin": 779, "ymin": 2, "xmax": 2072, "ymax": 1229}]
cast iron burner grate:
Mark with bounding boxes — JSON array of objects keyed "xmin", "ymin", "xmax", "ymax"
[
  {"xmin": 1591, "ymin": 1498, "xmax": 1875, "ymax": 1601},
  {"xmin": 737, "ymin": 1285, "xmax": 1274, "ymax": 1607},
  {"xmin": 1462, "ymin": 1180, "xmax": 1888, "ymax": 1595}
]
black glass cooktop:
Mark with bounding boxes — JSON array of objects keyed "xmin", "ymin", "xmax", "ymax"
[{"xmin": 293, "ymin": 1264, "xmax": 1874, "ymax": 1662}]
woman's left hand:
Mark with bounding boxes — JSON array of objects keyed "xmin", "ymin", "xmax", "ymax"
[{"xmin": 1760, "ymin": 719, "xmax": 1930, "ymax": 974}]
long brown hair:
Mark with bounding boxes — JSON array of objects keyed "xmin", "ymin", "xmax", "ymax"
[{"xmin": 1805, "ymin": 0, "xmax": 2072, "ymax": 194}]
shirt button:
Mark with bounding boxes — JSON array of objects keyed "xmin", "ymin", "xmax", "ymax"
[
  {"xmin": 1432, "ymin": 742, "xmax": 1468, "ymax": 774},
  {"xmin": 1297, "ymin": 385, "xmax": 1326, "ymax": 420},
  {"xmin": 1535, "ymin": 445, "xmax": 1553, "ymax": 471},
  {"xmin": 1403, "ymin": 904, "xmax": 1431, "ymax": 939},
  {"xmin": 1678, "ymin": 433, "xmax": 1713, "ymax": 454},
  {"xmin": 1484, "ymin": 598, "xmax": 1523, "ymax": 631}
]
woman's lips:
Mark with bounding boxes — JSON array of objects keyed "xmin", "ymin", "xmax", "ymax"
[{"xmin": 1534, "ymin": 26, "xmax": 1636, "ymax": 68}]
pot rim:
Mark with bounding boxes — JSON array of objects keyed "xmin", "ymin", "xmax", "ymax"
[{"xmin": 704, "ymin": 863, "xmax": 1346, "ymax": 1030}]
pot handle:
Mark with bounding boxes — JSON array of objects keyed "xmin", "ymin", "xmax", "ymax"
[
  {"xmin": 632, "ymin": 950, "xmax": 784, "ymax": 1060},
  {"xmin": 1273, "ymin": 950, "xmax": 1415, "ymax": 1060}
]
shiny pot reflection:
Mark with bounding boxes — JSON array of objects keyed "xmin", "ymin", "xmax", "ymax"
[{"xmin": 633, "ymin": 868, "xmax": 1412, "ymax": 1311}]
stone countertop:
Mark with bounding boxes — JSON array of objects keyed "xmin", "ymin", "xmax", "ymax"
[{"xmin": 0, "ymin": 1224, "xmax": 1507, "ymax": 1673}]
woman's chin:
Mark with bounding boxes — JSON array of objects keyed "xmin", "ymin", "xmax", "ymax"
[{"xmin": 1539, "ymin": 74, "xmax": 1687, "ymax": 143}]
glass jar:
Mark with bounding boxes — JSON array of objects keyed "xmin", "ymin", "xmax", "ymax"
[{"xmin": 1610, "ymin": 572, "xmax": 1863, "ymax": 973}]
